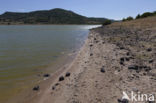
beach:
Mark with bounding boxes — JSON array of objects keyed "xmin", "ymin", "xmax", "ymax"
[{"xmin": 16, "ymin": 16, "xmax": 156, "ymax": 103}]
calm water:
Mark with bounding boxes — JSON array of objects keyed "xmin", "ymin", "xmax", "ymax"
[{"xmin": 0, "ymin": 25, "xmax": 100, "ymax": 102}]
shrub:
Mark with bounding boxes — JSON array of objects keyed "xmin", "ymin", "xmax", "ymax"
[
  {"xmin": 141, "ymin": 12, "xmax": 153, "ymax": 18},
  {"xmin": 102, "ymin": 20, "xmax": 111, "ymax": 26},
  {"xmin": 126, "ymin": 16, "xmax": 133, "ymax": 21},
  {"xmin": 122, "ymin": 16, "xmax": 133, "ymax": 22},
  {"xmin": 136, "ymin": 14, "xmax": 141, "ymax": 19}
]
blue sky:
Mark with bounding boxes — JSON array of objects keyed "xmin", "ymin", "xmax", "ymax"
[{"xmin": 0, "ymin": 0, "xmax": 156, "ymax": 20}]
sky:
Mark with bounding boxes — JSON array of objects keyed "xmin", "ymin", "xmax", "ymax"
[{"xmin": 0, "ymin": 0, "xmax": 156, "ymax": 20}]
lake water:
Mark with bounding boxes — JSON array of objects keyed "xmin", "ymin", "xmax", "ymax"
[{"xmin": 0, "ymin": 25, "xmax": 100, "ymax": 103}]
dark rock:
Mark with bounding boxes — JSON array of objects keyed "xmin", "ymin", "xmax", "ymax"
[
  {"xmin": 122, "ymin": 99, "xmax": 129, "ymax": 103},
  {"xmin": 120, "ymin": 47, "xmax": 125, "ymax": 50},
  {"xmin": 118, "ymin": 99, "xmax": 129, "ymax": 103},
  {"xmin": 147, "ymin": 48, "xmax": 152, "ymax": 52},
  {"xmin": 120, "ymin": 61, "xmax": 124, "ymax": 65},
  {"xmin": 125, "ymin": 57, "xmax": 130, "ymax": 61},
  {"xmin": 94, "ymin": 38, "xmax": 96, "ymax": 40},
  {"xmin": 65, "ymin": 72, "xmax": 71, "ymax": 77},
  {"xmin": 90, "ymin": 53, "xmax": 93, "ymax": 56},
  {"xmin": 144, "ymin": 66, "xmax": 151, "ymax": 72},
  {"xmin": 52, "ymin": 86, "xmax": 55, "ymax": 90},
  {"xmin": 55, "ymin": 83, "xmax": 59, "ymax": 86},
  {"xmin": 59, "ymin": 76, "xmax": 64, "ymax": 81},
  {"xmin": 43, "ymin": 74, "xmax": 50, "ymax": 77},
  {"xmin": 100, "ymin": 67, "xmax": 105, "ymax": 73},
  {"xmin": 89, "ymin": 44, "xmax": 93, "ymax": 47},
  {"xmin": 126, "ymin": 52, "xmax": 130, "ymax": 56},
  {"xmin": 128, "ymin": 65, "xmax": 139, "ymax": 70},
  {"xmin": 120, "ymin": 58, "xmax": 125, "ymax": 62},
  {"xmin": 33, "ymin": 85, "xmax": 39, "ymax": 91},
  {"xmin": 149, "ymin": 60, "xmax": 154, "ymax": 63}
]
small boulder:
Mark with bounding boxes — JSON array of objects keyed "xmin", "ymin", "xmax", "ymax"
[
  {"xmin": 118, "ymin": 99, "xmax": 129, "ymax": 103},
  {"xmin": 59, "ymin": 76, "xmax": 64, "ymax": 81},
  {"xmin": 128, "ymin": 65, "xmax": 139, "ymax": 70},
  {"xmin": 149, "ymin": 60, "xmax": 154, "ymax": 63},
  {"xmin": 100, "ymin": 67, "xmax": 105, "ymax": 73},
  {"xmin": 43, "ymin": 74, "xmax": 50, "ymax": 77},
  {"xmin": 65, "ymin": 72, "xmax": 70, "ymax": 77},
  {"xmin": 120, "ymin": 58, "xmax": 125, "ymax": 62},
  {"xmin": 52, "ymin": 86, "xmax": 55, "ymax": 90},
  {"xmin": 147, "ymin": 48, "xmax": 152, "ymax": 52},
  {"xmin": 90, "ymin": 53, "xmax": 93, "ymax": 56},
  {"xmin": 125, "ymin": 57, "xmax": 130, "ymax": 61},
  {"xmin": 33, "ymin": 85, "xmax": 39, "ymax": 91}
]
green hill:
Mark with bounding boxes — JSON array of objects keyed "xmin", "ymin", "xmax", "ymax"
[{"xmin": 0, "ymin": 8, "xmax": 109, "ymax": 24}]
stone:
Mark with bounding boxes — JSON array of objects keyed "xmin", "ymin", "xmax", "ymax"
[
  {"xmin": 90, "ymin": 53, "xmax": 93, "ymax": 56},
  {"xmin": 128, "ymin": 65, "xmax": 139, "ymax": 70},
  {"xmin": 100, "ymin": 67, "xmax": 105, "ymax": 73},
  {"xmin": 43, "ymin": 74, "xmax": 50, "ymax": 77},
  {"xmin": 33, "ymin": 85, "xmax": 39, "ymax": 91},
  {"xmin": 118, "ymin": 99, "xmax": 129, "ymax": 103},
  {"xmin": 59, "ymin": 76, "xmax": 64, "ymax": 81},
  {"xmin": 52, "ymin": 86, "xmax": 55, "ymax": 90},
  {"xmin": 147, "ymin": 48, "xmax": 152, "ymax": 52},
  {"xmin": 149, "ymin": 60, "xmax": 154, "ymax": 63},
  {"xmin": 65, "ymin": 72, "xmax": 71, "ymax": 77}
]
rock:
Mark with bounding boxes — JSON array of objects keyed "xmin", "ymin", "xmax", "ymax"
[
  {"xmin": 89, "ymin": 44, "xmax": 93, "ymax": 47},
  {"xmin": 144, "ymin": 66, "xmax": 151, "ymax": 72},
  {"xmin": 121, "ymin": 99, "xmax": 129, "ymax": 103},
  {"xmin": 120, "ymin": 61, "xmax": 124, "ymax": 65},
  {"xmin": 125, "ymin": 57, "xmax": 130, "ymax": 61},
  {"xmin": 118, "ymin": 99, "xmax": 129, "ymax": 103},
  {"xmin": 52, "ymin": 86, "xmax": 55, "ymax": 90},
  {"xmin": 149, "ymin": 60, "xmax": 154, "ymax": 63},
  {"xmin": 100, "ymin": 67, "xmax": 105, "ymax": 73},
  {"xmin": 33, "ymin": 85, "xmax": 39, "ymax": 91},
  {"xmin": 55, "ymin": 83, "xmax": 59, "ymax": 86},
  {"xmin": 147, "ymin": 48, "xmax": 152, "ymax": 52},
  {"xmin": 65, "ymin": 72, "xmax": 71, "ymax": 77},
  {"xmin": 120, "ymin": 47, "xmax": 125, "ymax": 50},
  {"xmin": 43, "ymin": 74, "xmax": 50, "ymax": 77},
  {"xmin": 128, "ymin": 65, "xmax": 139, "ymax": 70},
  {"xmin": 126, "ymin": 52, "xmax": 130, "ymax": 56},
  {"xmin": 90, "ymin": 53, "xmax": 93, "ymax": 56},
  {"xmin": 59, "ymin": 76, "xmax": 64, "ymax": 81},
  {"xmin": 120, "ymin": 58, "xmax": 125, "ymax": 62}
]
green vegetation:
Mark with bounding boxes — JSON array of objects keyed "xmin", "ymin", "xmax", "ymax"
[
  {"xmin": 135, "ymin": 11, "xmax": 156, "ymax": 19},
  {"xmin": 0, "ymin": 8, "xmax": 109, "ymax": 24},
  {"xmin": 122, "ymin": 16, "xmax": 133, "ymax": 22},
  {"xmin": 102, "ymin": 20, "xmax": 112, "ymax": 26}
]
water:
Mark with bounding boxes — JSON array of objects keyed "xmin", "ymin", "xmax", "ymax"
[{"xmin": 0, "ymin": 25, "xmax": 100, "ymax": 102}]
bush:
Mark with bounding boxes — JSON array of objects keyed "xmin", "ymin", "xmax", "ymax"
[
  {"xmin": 136, "ymin": 14, "xmax": 141, "ymax": 19},
  {"xmin": 102, "ymin": 20, "xmax": 111, "ymax": 26},
  {"xmin": 136, "ymin": 11, "xmax": 156, "ymax": 19},
  {"xmin": 141, "ymin": 12, "xmax": 153, "ymax": 18},
  {"xmin": 122, "ymin": 16, "xmax": 133, "ymax": 22},
  {"xmin": 126, "ymin": 16, "xmax": 133, "ymax": 21}
]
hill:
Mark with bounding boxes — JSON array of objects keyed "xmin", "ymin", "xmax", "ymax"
[{"xmin": 0, "ymin": 8, "xmax": 109, "ymax": 24}]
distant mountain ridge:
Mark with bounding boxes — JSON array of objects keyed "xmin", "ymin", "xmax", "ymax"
[{"xmin": 0, "ymin": 8, "xmax": 109, "ymax": 24}]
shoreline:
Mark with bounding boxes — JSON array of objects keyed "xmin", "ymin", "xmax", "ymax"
[{"xmin": 4, "ymin": 16, "xmax": 156, "ymax": 103}]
